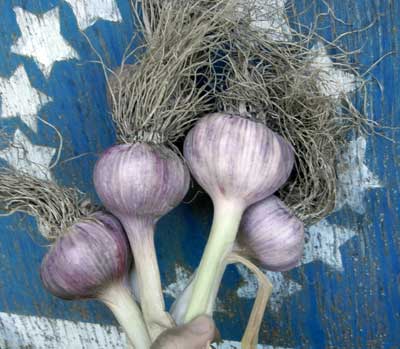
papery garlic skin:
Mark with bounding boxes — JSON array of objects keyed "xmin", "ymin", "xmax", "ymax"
[
  {"xmin": 94, "ymin": 143, "xmax": 189, "ymax": 339},
  {"xmin": 239, "ymin": 196, "xmax": 304, "ymax": 272},
  {"xmin": 183, "ymin": 113, "xmax": 294, "ymax": 322},
  {"xmin": 94, "ymin": 143, "xmax": 189, "ymax": 219},
  {"xmin": 184, "ymin": 113, "xmax": 294, "ymax": 205},
  {"xmin": 40, "ymin": 212, "xmax": 151, "ymax": 349},
  {"xmin": 40, "ymin": 212, "xmax": 130, "ymax": 299}
]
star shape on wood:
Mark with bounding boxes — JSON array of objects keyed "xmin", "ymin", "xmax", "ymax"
[
  {"xmin": 0, "ymin": 65, "xmax": 52, "ymax": 132},
  {"xmin": 302, "ymin": 219, "xmax": 357, "ymax": 272},
  {"xmin": 236, "ymin": 265, "xmax": 302, "ymax": 313},
  {"xmin": 310, "ymin": 42, "xmax": 358, "ymax": 98},
  {"xmin": 64, "ymin": 0, "xmax": 122, "ymax": 30},
  {"xmin": 11, "ymin": 7, "xmax": 79, "ymax": 78},
  {"xmin": 0, "ymin": 129, "xmax": 56, "ymax": 181},
  {"xmin": 336, "ymin": 136, "xmax": 381, "ymax": 214},
  {"xmin": 238, "ymin": 0, "xmax": 291, "ymax": 41}
]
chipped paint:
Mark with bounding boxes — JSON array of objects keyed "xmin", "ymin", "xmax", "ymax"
[
  {"xmin": 336, "ymin": 136, "xmax": 382, "ymax": 214},
  {"xmin": 0, "ymin": 65, "xmax": 52, "ymax": 132},
  {"xmin": 0, "ymin": 312, "xmax": 127, "ymax": 349},
  {"xmin": 11, "ymin": 7, "xmax": 79, "ymax": 78},
  {"xmin": 0, "ymin": 312, "xmax": 288, "ymax": 349},
  {"xmin": 302, "ymin": 219, "xmax": 357, "ymax": 271},
  {"xmin": 0, "ymin": 129, "xmax": 56, "ymax": 181},
  {"xmin": 65, "ymin": 0, "xmax": 122, "ymax": 31},
  {"xmin": 310, "ymin": 42, "xmax": 358, "ymax": 98},
  {"xmin": 164, "ymin": 264, "xmax": 225, "ymax": 318},
  {"xmin": 164, "ymin": 264, "xmax": 192, "ymax": 299},
  {"xmin": 236, "ymin": 265, "xmax": 302, "ymax": 312},
  {"xmin": 238, "ymin": 0, "xmax": 291, "ymax": 41}
]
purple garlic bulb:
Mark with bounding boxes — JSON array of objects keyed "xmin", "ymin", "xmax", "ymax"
[
  {"xmin": 182, "ymin": 113, "xmax": 295, "ymax": 322},
  {"xmin": 40, "ymin": 211, "xmax": 151, "ymax": 348},
  {"xmin": 93, "ymin": 142, "xmax": 189, "ymax": 339},
  {"xmin": 184, "ymin": 113, "xmax": 294, "ymax": 207},
  {"xmin": 94, "ymin": 143, "xmax": 189, "ymax": 222},
  {"xmin": 40, "ymin": 212, "xmax": 130, "ymax": 300},
  {"xmin": 238, "ymin": 196, "xmax": 304, "ymax": 271}
]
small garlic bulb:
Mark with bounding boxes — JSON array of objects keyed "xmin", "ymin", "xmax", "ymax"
[{"xmin": 238, "ymin": 196, "xmax": 304, "ymax": 272}]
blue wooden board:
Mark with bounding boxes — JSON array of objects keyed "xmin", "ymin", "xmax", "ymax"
[{"xmin": 0, "ymin": 0, "xmax": 399, "ymax": 348}]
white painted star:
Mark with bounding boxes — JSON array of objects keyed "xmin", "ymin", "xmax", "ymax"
[
  {"xmin": 11, "ymin": 7, "xmax": 79, "ymax": 78},
  {"xmin": 335, "ymin": 136, "xmax": 381, "ymax": 214},
  {"xmin": 0, "ymin": 65, "xmax": 52, "ymax": 132},
  {"xmin": 236, "ymin": 265, "xmax": 302, "ymax": 313},
  {"xmin": 64, "ymin": 0, "xmax": 122, "ymax": 31},
  {"xmin": 310, "ymin": 42, "xmax": 357, "ymax": 98},
  {"xmin": 302, "ymin": 219, "xmax": 357, "ymax": 271},
  {"xmin": 0, "ymin": 129, "xmax": 56, "ymax": 181},
  {"xmin": 238, "ymin": 0, "xmax": 291, "ymax": 41}
]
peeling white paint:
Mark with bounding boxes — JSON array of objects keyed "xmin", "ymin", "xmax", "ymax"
[
  {"xmin": 164, "ymin": 264, "xmax": 225, "ymax": 317},
  {"xmin": 336, "ymin": 136, "xmax": 382, "ymax": 214},
  {"xmin": 0, "ymin": 129, "xmax": 56, "ymax": 181},
  {"xmin": 11, "ymin": 7, "xmax": 79, "ymax": 78},
  {"xmin": 238, "ymin": 0, "xmax": 291, "ymax": 41},
  {"xmin": 310, "ymin": 42, "xmax": 357, "ymax": 98},
  {"xmin": 265, "ymin": 271, "xmax": 302, "ymax": 312},
  {"xmin": 0, "ymin": 312, "xmax": 127, "ymax": 349},
  {"xmin": 302, "ymin": 219, "xmax": 357, "ymax": 272},
  {"xmin": 236, "ymin": 265, "xmax": 302, "ymax": 312},
  {"xmin": 65, "ymin": 0, "xmax": 122, "ymax": 31},
  {"xmin": 0, "ymin": 312, "xmax": 289, "ymax": 349},
  {"xmin": 0, "ymin": 65, "xmax": 52, "ymax": 132},
  {"xmin": 164, "ymin": 265, "xmax": 192, "ymax": 300}
]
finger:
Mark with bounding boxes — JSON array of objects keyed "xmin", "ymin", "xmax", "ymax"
[{"xmin": 151, "ymin": 315, "xmax": 216, "ymax": 349}]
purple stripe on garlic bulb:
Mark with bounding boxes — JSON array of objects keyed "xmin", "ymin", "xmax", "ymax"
[
  {"xmin": 183, "ymin": 113, "xmax": 294, "ymax": 322},
  {"xmin": 40, "ymin": 212, "xmax": 131, "ymax": 300},
  {"xmin": 237, "ymin": 196, "xmax": 304, "ymax": 272},
  {"xmin": 184, "ymin": 113, "xmax": 294, "ymax": 205}
]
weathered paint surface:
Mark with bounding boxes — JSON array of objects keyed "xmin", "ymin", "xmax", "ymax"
[
  {"xmin": 0, "ymin": 311, "xmax": 291, "ymax": 349},
  {"xmin": 0, "ymin": 0, "xmax": 399, "ymax": 348},
  {"xmin": 11, "ymin": 7, "xmax": 79, "ymax": 78},
  {"xmin": 64, "ymin": 0, "xmax": 122, "ymax": 30},
  {"xmin": 0, "ymin": 129, "xmax": 56, "ymax": 180},
  {"xmin": 0, "ymin": 65, "xmax": 52, "ymax": 132}
]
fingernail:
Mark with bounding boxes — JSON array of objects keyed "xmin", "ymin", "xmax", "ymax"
[{"xmin": 190, "ymin": 316, "xmax": 212, "ymax": 335}]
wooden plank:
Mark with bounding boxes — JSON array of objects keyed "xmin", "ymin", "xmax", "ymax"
[{"xmin": 0, "ymin": 0, "xmax": 398, "ymax": 348}]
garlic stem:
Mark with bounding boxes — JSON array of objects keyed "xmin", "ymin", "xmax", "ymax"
[
  {"xmin": 227, "ymin": 253, "xmax": 273, "ymax": 349},
  {"xmin": 100, "ymin": 282, "xmax": 151, "ymax": 349},
  {"xmin": 126, "ymin": 219, "xmax": 174, "ymax": 340},
  {"xmin": 184, "ymin": 200, "xmax": 244, "ymax": 322}
]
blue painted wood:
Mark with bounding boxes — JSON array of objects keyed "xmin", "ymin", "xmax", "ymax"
[{"xmin": 0, "ymin": 0, "xmax": 398, "ymax": 348}]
